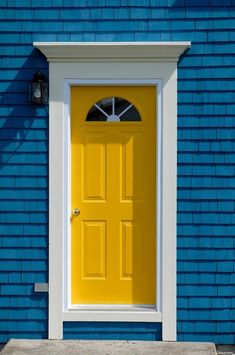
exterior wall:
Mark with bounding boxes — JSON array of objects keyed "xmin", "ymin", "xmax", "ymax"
[{"xmin": 0, "ymin": 0, "xmax": 234, "ymax": 344}]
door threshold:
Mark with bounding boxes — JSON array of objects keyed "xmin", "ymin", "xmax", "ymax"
[
  {"xmin": 69, "ymin": 304, "xmax": 156, "ymax": 312},
  {"xmin": 63, "ymin": 305, "xmax": 162, "ymax": 322}
]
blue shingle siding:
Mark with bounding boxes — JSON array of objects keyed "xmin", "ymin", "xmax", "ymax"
[
  {"xmin": 176, "ymin": 1, "xmax": 235, "ymax": 342},
  {"xmin": 0, "ymin": 0, "xmax": 234, "ymax": 343},
  {"xmin": 63, "ymin": 322, "xmax": 162, "ymax": 340}
]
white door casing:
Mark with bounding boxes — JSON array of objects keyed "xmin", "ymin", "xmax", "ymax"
[{"xmin": 34, "ymin": 42, "xmax": 191, "ymax": 341}]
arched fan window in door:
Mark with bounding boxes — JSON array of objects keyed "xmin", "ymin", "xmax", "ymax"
[{"xmin": 86, "ymin": 97, "xmax": 141, "ymax": 122}]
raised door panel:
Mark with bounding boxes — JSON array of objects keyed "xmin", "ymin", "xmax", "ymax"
[
  {"xmin": 120, "ymin": 133, "xmax": 144, "ymax": 201},
  {"xmin": 82, "ymin": 134, "xmax": 106, "ymax": 201},
  {"xmin": 82, "ymin": 221, "xmax": 106, "ymax": 279},
  {"xmin": 120, "ymin": 221, "xmax": 144, "ymax": 280}
]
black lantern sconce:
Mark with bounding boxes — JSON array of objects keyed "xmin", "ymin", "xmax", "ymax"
[{"xmin": 29, "ymin": 71, "xmax": 48, "ymax": 104}]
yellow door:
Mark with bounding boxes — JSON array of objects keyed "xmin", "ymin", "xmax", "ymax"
[{"xmin": 71, "ymin": 86, "xmax": 156, "ymax": 305}]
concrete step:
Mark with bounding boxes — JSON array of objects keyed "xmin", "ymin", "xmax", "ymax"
[{"xmin": 1, "ymin": 339, "xmax": 217, "ymax": 355}]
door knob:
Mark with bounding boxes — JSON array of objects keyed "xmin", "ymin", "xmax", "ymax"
[{"xmin": 72, "ymin": 208, "xmax": 80, "ymax": 217}]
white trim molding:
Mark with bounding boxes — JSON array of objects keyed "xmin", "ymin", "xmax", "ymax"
[
  {"xmin": 34, "ymin": 42, "xmax": 190, "ymax": 341},
  {"xmin": 34, "ymin": 41, "xmax": 190, "ymax": 61}
]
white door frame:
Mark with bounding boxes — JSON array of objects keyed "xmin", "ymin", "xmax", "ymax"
[{"xmin": 34, "ymin": 42, "xmax": 191, "ymax": 341}]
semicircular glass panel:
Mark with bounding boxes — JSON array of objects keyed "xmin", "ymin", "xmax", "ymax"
[{"xmin": 86, "ymin": 97, "xmax": 141, "ymax": 122}]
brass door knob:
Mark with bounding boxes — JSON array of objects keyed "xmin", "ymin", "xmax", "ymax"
[{"xmin": 72, "ymin": 208, "xmax": 80, "ymax": 217}]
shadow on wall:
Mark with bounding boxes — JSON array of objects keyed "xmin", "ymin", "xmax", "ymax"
[{"xmin": 0, "ymin": 48, "xmax": 48, "ymax": 166}]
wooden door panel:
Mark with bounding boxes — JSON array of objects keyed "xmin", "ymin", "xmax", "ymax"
[
  {"xmin": 82, "ymin": 221, "xmax": 106, "ymax": 279},
  {"xmin": 82, "ymin": 133, "xmax": 106, "ymax": 201}
]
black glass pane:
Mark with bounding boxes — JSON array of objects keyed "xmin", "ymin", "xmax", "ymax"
[
  {"xmin": 115, "ymin": 98, "xmax": 130, "ymax": 115},
  {"xmin": 120, "ymin": 105, "xmax": 141, "ymax": 121},
  {"xmin": 86, "ymin": 106, "xmax": 107, "ymax": 121}
]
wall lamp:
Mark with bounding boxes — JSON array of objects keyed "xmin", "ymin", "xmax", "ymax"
[{"xmin": 29, "ymin": 71, "xmax": 48, "ymax": 104}]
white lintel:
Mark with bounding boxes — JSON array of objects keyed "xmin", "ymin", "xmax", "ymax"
[{"xmin": 33, "ymin": 41, "xmax": 191, "ymax": 62}]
